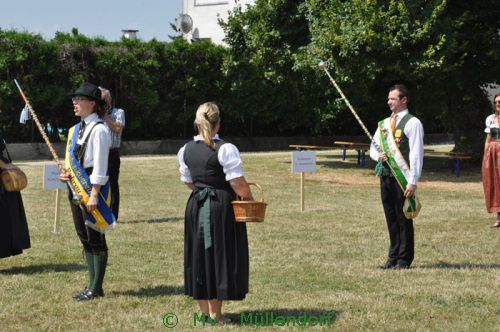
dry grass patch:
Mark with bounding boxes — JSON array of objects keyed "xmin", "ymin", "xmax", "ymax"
[{"xmin": 1, "ymin": 150, "xmax": 498, "ymax": 331}]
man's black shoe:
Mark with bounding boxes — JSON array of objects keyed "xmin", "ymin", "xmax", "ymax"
[
  {"xmin": 74, "ymin": 289, "xmax": 104, "ymax": 301},
  {"xmin": 72, "ymin": 288, "xmax": 88, "ymax": 299}
]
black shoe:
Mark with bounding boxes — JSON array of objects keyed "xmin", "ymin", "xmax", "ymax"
[
  {"xmin": 72, "ymin": 288, "xmax": 88, "ymax": 299},
  {"xmin": 382, "ymin": 260, "xmax": 397, "ymax": 269},
  {"xmin": 74, "ymin": 289, "xmax": 104, "ymax": 301}
]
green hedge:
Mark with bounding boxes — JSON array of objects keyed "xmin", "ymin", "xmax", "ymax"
[
  {"xmin": 0, "ymin": 30, "xmax": 234, "ymax": 142},
  {"xmin": 0, "ymin": 29, "xmax": 331, "ymax": 142}
]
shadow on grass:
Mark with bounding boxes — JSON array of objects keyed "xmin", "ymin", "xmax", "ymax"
[
  {"xmin": 122, "ymin": 216, "xmax": 183, "ymax": 224},
  {"xmin": 0, "ymin": 263, "xmax": 85, "ymax": 275},
  {"xmin": 223, "ymin": 309, "xmax": 342, "ymax": 326},
  {"xmin": 419, "ymin": 261, "xmax": 500, "ymax": 270},
  {"xmin": 112, "ymin": 285, "xmax": 184, "ymax": 297}
]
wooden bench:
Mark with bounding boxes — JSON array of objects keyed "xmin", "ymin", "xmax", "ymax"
[
  {"xmin": 289, "ymin": 144, "xmax": 339, "ymax": 150},
  {"xmin": 291, "ymin": 143, "xmax": 471, "ymax": 176},
  {"xmin": 333, "ymin": 141, "xmax": 370, "ymax": 166},
  {"xmin": 289, "ymin": 143, "xmax": 369, "ymax": 167},
  {"xmin": 424, "ymin": 151, "xmax": 472, "ymax": 177},
  {"xmin": 333, "ymin": 141, "xmax": 471, "ymax": 176}
]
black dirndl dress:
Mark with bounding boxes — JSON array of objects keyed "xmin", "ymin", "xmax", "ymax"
[
  {"xmin": 0, "ymin": 134, "xmax": 30, "ymax": 259},
  {"xmin": 183, "ymin": 139, "xmax": 249, "ymax": 300}
]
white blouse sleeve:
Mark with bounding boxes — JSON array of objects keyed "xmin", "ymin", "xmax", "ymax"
[
  {"xmin": 177, "ymin": 145, "xmax": 192, "ymax": 183},
  {"xmin": 485, "ymin": 115, "xmax": 494, "ymax": 133},
  {"xmin": 218, "ymin": 143, "xmax": 244, "ymax": 181}
]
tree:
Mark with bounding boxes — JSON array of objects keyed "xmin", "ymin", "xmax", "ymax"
[
  {"xmin": 223, "ymin": 0, "xmax": 500, "ymax": 154},
  {"xmin": 0, "ymin": 30, "xmax": 61, "ymax": 141},
  {"xmin": 221, "ymin": 0, "xmax": 334, "ymax": 136},
  {"xmin": 304, "ymin": 0, "xmax": 500, "ymax": 155}
]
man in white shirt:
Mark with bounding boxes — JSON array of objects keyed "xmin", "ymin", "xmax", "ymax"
[{"xmin": 369, "ymin": 84, "xmax": 424, "ymax": 269}]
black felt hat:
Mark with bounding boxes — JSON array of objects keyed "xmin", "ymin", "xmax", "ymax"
[{"xmin": 71, "ymin": 82, "xmax": 104, "ymax": 104}]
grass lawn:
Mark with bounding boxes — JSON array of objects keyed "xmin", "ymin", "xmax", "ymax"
[{"xmin": 1, "ymin": 148, "xmax": 498, "ymax": 331}]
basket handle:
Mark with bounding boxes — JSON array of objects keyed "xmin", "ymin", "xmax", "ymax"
[{"xmin": 238, "ymin": 182, "xmax": 264, "ymax": 203}]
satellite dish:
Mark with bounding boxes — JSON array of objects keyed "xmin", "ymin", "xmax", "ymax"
[{"xmin": 176, "ymin": 14, "xmax": 193, "ymax": 34}]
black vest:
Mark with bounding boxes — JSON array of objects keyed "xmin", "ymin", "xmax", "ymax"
[
  {"xmin": 183, "ymin": 139, "xmax": 232, "ymax": 191},
  {"xmin": 74, "ymin": 121, "xmax": 104, "ymax": 166},
  {"xmin": 491, "ymin": 127, "xmax": 500, "ymax": 140},
  {"xmin": 393, "ymin": 113, "xmax": 414, "ymax": 163}
]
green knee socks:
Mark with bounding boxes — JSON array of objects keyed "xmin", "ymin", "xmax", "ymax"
[
  {"xmin": 84, "ymin": 251, "xmax": 95, "ymax": 290},
  {"xmin": 90, "ymin": 251, "xmax": 108, "ymax": 292}
]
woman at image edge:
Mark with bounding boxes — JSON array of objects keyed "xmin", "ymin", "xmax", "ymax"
[{"xmin": 482, "ymin": 92, "xmax": 500, "ymax": 228}]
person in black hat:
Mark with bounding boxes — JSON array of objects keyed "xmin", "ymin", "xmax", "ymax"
[{"xmin": 59, "ymin": 82, "xmax": 112, "ymax": 301}]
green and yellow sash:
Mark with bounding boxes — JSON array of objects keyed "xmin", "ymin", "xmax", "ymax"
[
  {"xmin": 378, "ymin": 118, "xmax": 422, "ymax": 219},
  {"xmin": 65, "ymin": 124, "xmax": 115, "ymax": 233}
]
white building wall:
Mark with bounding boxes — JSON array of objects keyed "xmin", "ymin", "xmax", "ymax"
[{"xmin": 183, "ymin": 0, "xmax": 254, "ymax": 45}]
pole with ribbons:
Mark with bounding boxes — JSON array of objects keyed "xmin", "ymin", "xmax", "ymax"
[
  {"xmin": 14, "ymin": 79, "xmax": 83, "ymax": 205},
  {"xmin": 317, "ymin": 61, "xmax": 421, "ymax": 218}
]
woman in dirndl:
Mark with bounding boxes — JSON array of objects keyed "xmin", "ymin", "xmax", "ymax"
[
  {"xmin": 178, "ymin": 102, "xmax": 253, "ymax": 323},
  {"xmin": 0, "ymin": 133, "xmax": 30, "ymax": 259},
  {"xmin": 482, "ymin": 92, "xmax": 500, "ymax": 228}
]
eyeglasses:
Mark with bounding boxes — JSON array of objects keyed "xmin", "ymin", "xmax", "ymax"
[
  {"xmin": 495, "ymin": 100, "xmax": 500, "ymax": 104},
  {"xmin": 72, "ymin": 96, "xmax": 90, "ymax": 103}
]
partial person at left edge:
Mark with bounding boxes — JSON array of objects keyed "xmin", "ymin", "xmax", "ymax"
[{"xmin": 0, "ymin": 132, "xmax": 31, "ymax": 259}]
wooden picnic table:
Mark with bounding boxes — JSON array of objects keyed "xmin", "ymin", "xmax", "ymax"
[
  {"xmin": 289, "ymin": 144, "xmax": 341, "ymax": 150},
  {"xmin": 334, "ymin": 141, "xmax": 370, "ymax": 166},
  {"xmin": 424, "ymin": 151, "xmax": 472, "ymax": 177}
]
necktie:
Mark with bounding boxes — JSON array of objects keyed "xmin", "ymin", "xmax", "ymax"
[
  {"xmin": 390, "ymin": 114, "xmax": 397, "ymax": 133},
  {"xmin": 78, "ymin": 121, "xmax": 86, "ymax": 140}
]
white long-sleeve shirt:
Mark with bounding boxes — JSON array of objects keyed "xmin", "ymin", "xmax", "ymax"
[
  {"xmin": 77, "ymin": 113, "xmax": 111, "ymax": 185},
  {"xmin": 177, "ymin": 134, "xmax": 245, "ymax": 183},
  {"xmin": 369, "ymin": 109, "xmax": 424, "ymax": 185}
]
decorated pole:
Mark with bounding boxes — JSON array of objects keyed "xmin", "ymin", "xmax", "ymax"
[
  {"xmin": 318, "ymin": 61, "xmax": 421, "ymax": 218},
  {"xmin": 317, "ymin": 62, "xmax": 384, "ymax": 152},
  {"xmin": 14, "ymin": 80, "xmax": 65, "ymax": 170},
  {"xmin": 14, "ymin": 79, "xmax": 83, "ymax": 204}
]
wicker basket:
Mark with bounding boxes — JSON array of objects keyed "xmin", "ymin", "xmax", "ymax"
[
  {"xmin": 1, "ymin": 168, "xmax": 28, "ymax": 192},
  {"xmin": 232, "ymin": 183, "xmax": 267, "ymax": 222}
]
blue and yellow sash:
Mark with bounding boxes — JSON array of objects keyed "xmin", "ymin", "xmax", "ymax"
[
  {"xmin": 378, "ymin": 119, "xmax": 422, "ymax": 219},
  {"xmin": 65, "ymin": 124, "xmax": 115, "ymax": 233}
]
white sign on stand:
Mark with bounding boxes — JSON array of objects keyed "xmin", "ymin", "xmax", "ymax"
[
  {"xmin": 44, "ymin": 164, "xmax": 67, "ymax": 190},
  {"xmin": 43, "ymin": 163, "xmax": 66, "ymax": 233},
  {"xmin": 292, "ymin": 151, "xmax": 317, "ymax": 173},
  {"xmin": 291, "ymin": 151, "xmax": 317, "ymax": 211}
]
